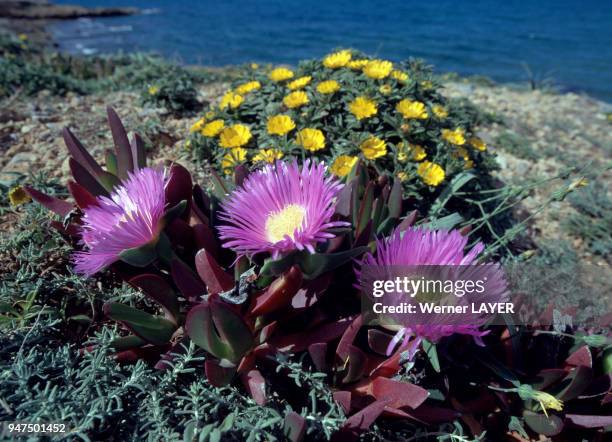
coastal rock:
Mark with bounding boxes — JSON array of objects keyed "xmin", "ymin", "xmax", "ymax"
[{"xmin": 0, "ymin": 1, "xmax": 137, "ymax": 20}]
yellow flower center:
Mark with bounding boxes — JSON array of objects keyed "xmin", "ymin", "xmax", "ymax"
[{"xmin": 265, "ymin": 204, "xmax": 306, "ymax": 243}]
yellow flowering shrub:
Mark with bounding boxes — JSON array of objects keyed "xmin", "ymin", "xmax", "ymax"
[{"xmin": 189, "ymin": 50, "xmax": 496, "ymax": 195}]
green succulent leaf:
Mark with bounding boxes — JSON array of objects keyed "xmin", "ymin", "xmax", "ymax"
[{"xmin": 103, "ymin": 303, "xmax": 176, "ymax": 346}]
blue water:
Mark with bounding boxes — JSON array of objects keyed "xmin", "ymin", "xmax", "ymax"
[{"xmin": 50, "ymin": 0, "xmax": 612, "ymax": 101}]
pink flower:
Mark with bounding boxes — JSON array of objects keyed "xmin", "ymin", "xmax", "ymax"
[
  {"xmin": 74, "ymin": 167, "xmax": 167, "ymax": 276},
  {"xmin": 360, "ymin": 227, "xmax": 506, "ymax": 357},
  {"xmin": 218, "ymin": 160, "xmax": 347, "ymax": 259}
]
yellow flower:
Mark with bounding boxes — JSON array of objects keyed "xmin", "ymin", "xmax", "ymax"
[
  {"xmin": 417, "ymin": 161, "xmax": 445, "ymax": 186},
  {"xmin": 287, "ymin": 76, "xmax": 312, "ymax": 90},
  {"xmin": 253, "ymin": 148, "xmax": 284, "ymax": 163},
  {"xmin": 379, "ymin": 84, "xmax": 392, "ymax": 95},
  {"xmin": 222, "ymin": 148, "xmax": 248, "ymax": 174},
  {"xmin": 250, "ymin": 63, "xmax": 259, "ymax": 69},
  {"xmin": 532, "ymin": 391, "xmax": 564, "ymax": 417},
  {"xmin": 283, "ymin": 91, "xmax": 309, "ymax": 109},
  {"xmin": 267, "ymin": 114, "xmax": 296, "ymax": 135},
  {"xmin": 205, "ymin": 110, "xmax": 216, "ymax": 120},
  {"xmin": 323, "ymin": 50, "xmax": 352, "ymax": 68},
  {"xmin": 235, "ymin": 81, "xmax": 261, "ymax": 95},
  {"xmin": 397, "ymin": 172, "xmax": 408, "ymax": 182},
  {"xmin": 269, "ymin": 67, "xmax": 294, "ymax": 82},
  {"xmin": 347, "ymin": 59, "xmax": 369, "ymax": 70},
  {"xmin": 360, "ymin": 136, "xmax": 387, "ymax": 160},
  {"xmin": 349, "ymin": 96, "xmax": 377, "ymax": 120},
  {"xmin": 148, "ymin": 85, "xmax": 159, "ymax": 95},
  {"xmin": 396, "ymin": 99, "xmax": 428, "ymax": 119},
  {"xmin": 391, "ymin": 70, "xmax": 408, "ymax": 82},
  {"xmin": 330, "ymin": 155, "xmax": 358, "ymax": 177},
  {"xmin": 442, "ymin": 128, "xmax": 466, "ymax": 145},
  {"xmin": 201, "ymin": 119, "xmax": 225, "ymax": 137},
  {"xmin": 317, "ymin": 80, "xmax": 340, "ymax": 94},
  {"xmin": 219, "ymin": 124, "xmax": 252, "ymax": 148},
  {"xmin": 190, "ymin": 117, "xmax": 206, "ymax": 133},
  {"xmin": 432, "ymin": 104, "xmax": 448, "ymax": 119},
  {"xmin": 363, "ymin": 60, "xmax": 393, "ymax": 79},
  {"xmin": 296, "ymin": 128, "xmax": 325, "ymax": 151},
  {"xmin": 220, "ymin": 90, "xmax": 244, "ymax": 110},
  {"xmin": 397, "ymin": 152, "xmax": 408, "ymax": 162},
  {"xmin": 8, "ymin": 186, "xmax": 31, "ymax": 206},
  {"xmin": 469, "ymin": 137, "xmax": 487, "ymax": 151},
  {"xmin": 411, "ymin": 145, "xmax": 427, "ymax": 161}
]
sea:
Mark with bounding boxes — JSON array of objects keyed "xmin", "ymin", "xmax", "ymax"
[{"xmin": 49, "ymin": 0, "xmax": 612, "ymax": 102}]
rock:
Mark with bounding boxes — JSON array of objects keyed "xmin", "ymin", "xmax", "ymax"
[{"xmin": 0, "ymin": 1, "xmax": 138, "ymax": 19}]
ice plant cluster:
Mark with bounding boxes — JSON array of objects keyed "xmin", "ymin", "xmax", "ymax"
[
  {"xmin": 26, "ymin": 109, "xmax": 604, "ymax": 440},
  {"xmin": 218, "ymin": 160, "xmax": 347, "ymax": 258},
  {"xmin": 74, "ymin": 167, "xmax": 167, "ymax": 276}
]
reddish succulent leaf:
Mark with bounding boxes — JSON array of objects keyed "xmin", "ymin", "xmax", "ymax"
[
  {"xmin": 234, "ymin": 164, "xmax": 249, "ymax": 187},
  {"xmin": 284, "ymin": 411, "xmax": 306, "ymax": 442},
  {"xmin": 398, "ymin": 210, "xmax": 419, "ymax": 232},
  {"xmin": 69, "ymin": 158, "xmax": 109, "ymax": 196},
  {"xmin": 68, "ymin": 180, "xmax": 98, "ymax": 209},
  {"xmin": 192, "ymin": 223, "xmax": 219, "ymax": 258},
  {"xmin": 334, "ymin": 178, "xmax": 354, "ymax": 217},
  {"xmin": 165, "ymin": 163, "xmax": 193, "ymax": 211},
  {"xmin": 170, "ymin": 258, "xmax": 206, "ymax": 302},
  {"xmin": 371, "ymin": 377, "xmax": 429, "ymax": 409},
  {"xmin": 343, "ymin": 399, "xmax": 391, "ymax": 431},
  {"xmin": 407, "ymin": 405, "xmax": 460, "ymax": 424},
  {"xmin": 271, "ymin": 317, "xmax": 354, "ymax": 353},
  {"xmin": 523, "ymin": 411, "xmax": 564, "ymax": 436},
  {"xmin": 387, "ymin": 178, "xmax": 402, "ymax": 219},
  {"xmin": 565, "ymin": 414, "xmax": 612, "ymax": 428},
  {"xmin": 333, "ymin": 391, "xmax": 352, "ymax": 414},
  {"xmin": 565, "ymin": 345, "xmax": 592, "ymax": 368},
  {"xmin": 556, "ymin": 365, "xmax": 593, "ymax": 401},
  {"xmin": 241, "ymin": 368, "xmax": 267, "ymax": 405},
  {"xmin": 195, "ymin": 249, "xmax": 234, "ymax": 295},
  {"xmin": 370, "ymin": 351, "xmax": 402, "ymax": 378},
  {"xmin": 341, "ymin": 345, "xmax": 367, "ymax": 384},
  {"xmin": 24, "ymin": 186, "xmax": 73, "ymax": 217},
  {"xmin": 130, "ymin": 133, "xmax": 146, "ymax": 169},
  {"xmin": 367, "ymin": 329, "xmax": 394, "ymax": 355},
  {"xmin": 209, "ymin": 299, "xmax": 254, "ymax": 360},
  {"xmin": 250, "ymin": 265, "xmax": 303, "ymax": 316},
  {"xmin": 580, "ymin": 374, "xmax": 612, "ymax": 399},
  {"xmin": 308, "ymin": 343, "xmax": 329, "ymax": 372},
  {"xmin": 129, "ymin": 273, "xmax": 179, "ymax": 321},
  {"xmin": 62, "ymin": 127, "xmax": 104, "ymax": 178},
  {"xmin": 165, "ymin": 218, "xmax": 194, "ymax": 250},
  {"xmin": 258, "ymin": 321, "xmax": 278, "ymax": 345},
  {"xmin": 107, "ymin": 107, "xmax": 134, "ymax": 179},
  {"xmin": 337, "ymin": 316, "xmax": 363, "ymax": 360},
  {"xmin": 531, "ymin": 369, "xmax": 568, "ymax": 391},
  {"xmin": 205, "ymin": 359, "xmax": 236, "ymax": 387},
  {"xmin": 192, "ymin": 184, "xmax": 211, "ymax": 221},
  {"xmin": 186, "ymin": 302, "xmax": 232, "ymax": 360},
  {"xmin": 355, "ymin": 182, "xmax": 374, "ymax": 236}
]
